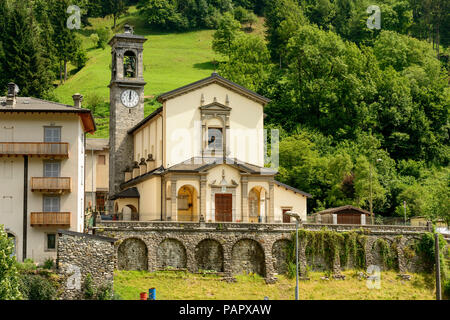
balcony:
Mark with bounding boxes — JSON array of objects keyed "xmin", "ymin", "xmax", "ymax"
[
  {"xmin": 31, "ymin": 177, "xmax": 72, "ymax": 194},
  {"xmin": 0, "ymin": 142, "xmax": 69, "ymax": 158},
  {"xmin": 30, "ymin": 212, "xmax": 71, "ymax": 227}
]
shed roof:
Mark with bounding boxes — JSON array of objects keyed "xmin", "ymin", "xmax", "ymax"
[{"xmin": 315, "ymin": 205, "xmax": 370, "ymax": 215}]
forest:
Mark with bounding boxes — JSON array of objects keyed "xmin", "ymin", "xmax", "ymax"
[{"xmin": 0, "ymin": 0, "xmax": 448, "ymax": 223}]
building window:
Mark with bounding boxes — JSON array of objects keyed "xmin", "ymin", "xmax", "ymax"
[
  {"xmin": 98, "ymin": 155, "xmax": 106, "ymax": 165},
  {"xmin": 7, "ymin": 233, "xmax": 16, "ymax": 257},
  {"xmin": 45, "ymin": 233, "xmax": 56, "ymax": 251},
  {"xmin": 44, "ymin": 161, "xmax": 60, "ymax": 177},
  {"xmin": 43, "ymin": 196, "xmax": 60, "ymax": 212},
  {"xmin": 207, "ymin": 128, "xmax": 223, "ymax": 151},
  {"xmin": 44, "ymin": 127, "xmax": 61, "ymax": 142}
]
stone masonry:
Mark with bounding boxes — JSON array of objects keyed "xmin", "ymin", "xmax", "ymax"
[
  {"xmin": 56, "ymin": 230, "xmax": 116, "ymax": 300},
  {"xmin": 95, "ymin": 221, "xmax": 430, "ymax": 283}
]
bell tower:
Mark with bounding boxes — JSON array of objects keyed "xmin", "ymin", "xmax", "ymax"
[{"xmin": 108, "ymin": 24, "xmax": 146, "ymax": 204}]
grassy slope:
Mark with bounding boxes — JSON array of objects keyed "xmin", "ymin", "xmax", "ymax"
[{"xmin": 114, "ymin": 270, "xmax": 436, "ymax": 300}]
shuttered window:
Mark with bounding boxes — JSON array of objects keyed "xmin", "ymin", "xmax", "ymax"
[
  {"xmin": 44, "ymin": 127, "xmax": 61, "ymax": 142},
  {"xmin": 43, "ymin": 196, "xmax": 60, "ymax": 212}
]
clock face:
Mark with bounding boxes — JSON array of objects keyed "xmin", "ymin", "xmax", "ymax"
[{"xmin": 121, "ymin": 89, "xmax": 139, "ymax": 108}]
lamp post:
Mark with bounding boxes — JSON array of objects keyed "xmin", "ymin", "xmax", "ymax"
[
  {"xmin": 285, "ymin": 211, "xmax": 301, "ymax": 301},
  {"xmin": 369, "ymin": 158, "xmax": 382, "ymax": 225}
]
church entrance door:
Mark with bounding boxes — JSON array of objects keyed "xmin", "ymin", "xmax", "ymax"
[{"xmin": 215, "ymin": 194, "xmax": 232, "ymax": 222}]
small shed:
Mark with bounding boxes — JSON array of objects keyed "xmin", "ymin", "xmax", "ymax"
[{"xmin": 313, "ymin": 205, "xmax": 371, "ymax": 225}]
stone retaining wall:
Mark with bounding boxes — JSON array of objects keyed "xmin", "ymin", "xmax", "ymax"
[{"xmin": 95, "ymin": 221, "xmax": 429, "ymax": 283}]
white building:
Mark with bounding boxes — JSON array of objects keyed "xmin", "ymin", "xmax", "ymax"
[{"xmin": 0, "ymin": 84, "xmax": 95, "ymax": 262}]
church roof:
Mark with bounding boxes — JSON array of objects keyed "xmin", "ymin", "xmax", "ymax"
[
  {"xmin": 0, "ymin": 97, "xmax": 96, "ymax": 133},
  {"xmin": 165, "ymin": 157, "xmax": 277, "ymax": 175},
  {"xmin": 110, "ymin": 187, "xmax": 140, "ymax": 200},
  {"xmin": 157, "ymin": 73, "xmax": 271, "ymax": 105},
  {"xmin": 274, "ymin": 180, "xmax": 312, "ymax": 198}
]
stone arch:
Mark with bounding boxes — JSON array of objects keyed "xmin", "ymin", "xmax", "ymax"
[
  {"xmin": 117, "ymin": 238, "xmax": 148, "ymax": 270},
  {"xmin": 371, "ymin": 238, "xmax": 397, "ymax": 270},
  {"xmin": 248, "ymin": 186, "xmax": 267, "ymax": 223},
  {"xmin": 177, "ymin": 184, "xmax": 199, "ymax": 222},
  {"xmin": 122, "ymin": 204, "xmax": 138, "ymax": 221},
  {"xmin": 157, "ymin": 238, "xmax": 187, "ymax": 269},
  {"xmin": 231, "ymin": 238, "xmax": 266, "ymax": 276},
  {"xmin": 195, "ymin": 238, "xmax": 224, "ymax": 272},
  {"xmin": 272, "ymin": 239, "xmax": 291, "ymax": 275}
]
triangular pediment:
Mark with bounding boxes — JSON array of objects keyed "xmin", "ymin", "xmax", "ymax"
[{"xmin": 199, "ymin": 101, "xmax": 232, "ymax": 112}]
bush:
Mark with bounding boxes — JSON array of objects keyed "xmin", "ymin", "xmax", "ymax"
[
  {"xmin": 96, "ymin": 28, "xmax": 110, "ymax": 49},
  {"xmin": 72, "ymin": 49, "xmax": 88, "ymax": 70},
  {"xmin": 16, "ymin": 258, "xmax": 37, "ymax": 273},
  {"xmin": 444, "ymin": 279, "xmax": 450, "ymax": 299},
  {"xmin": 90, "ymin": 33, "xmax": 100, "ymax": 48},
  {"xmin": 43, "ymin": 258, "xmax": 54, "ymax": 270},
  {"xmin": 19, "ymin": 274, "xmax": 58, "ymax": 300},
  {"xmin": 83, "ymin": 274, "xmax": 96, "ymax": 300}
]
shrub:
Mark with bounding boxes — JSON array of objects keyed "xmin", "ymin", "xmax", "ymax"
[
  {"xmin": 72, "ymin": 49, "xmax": 88, "ymax": 70},
  {"xmin": 0, "ymin": 225, "xmax": 22, "ymax": 300},
  {"xmin": 83, "ymin": 274, "xmax": 96, "ymax": 300},
  {"xmin": 90, "ymin": 33, "xmax": 99, "ymax": 48},
  {"xmin": 96, "ymin": 28, "xmax": 110, "ymax": 49},
  {"xmin": 43, "ymin": 258, "xmax": 54, "ymax": 270},
  {"xmin": 444, "ymin": 279, "xmax": 450, "ymax": 299},
  {"xmin": 19, "ymin": 274, "xmax": 58, "ymax": 300}
]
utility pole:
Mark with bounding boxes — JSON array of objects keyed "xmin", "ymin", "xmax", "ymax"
[
  {"xmin": 435, "ymin": 233, "xmax": 442, "ymax": 300},
  {"xmin": 403, "ymin": 201, "xmax": 407, "ymax": 225}
]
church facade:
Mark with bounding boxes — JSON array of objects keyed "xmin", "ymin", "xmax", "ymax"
[{"xmin": 108, "ymin": 26, "xmax": 311, "ymax": 223}]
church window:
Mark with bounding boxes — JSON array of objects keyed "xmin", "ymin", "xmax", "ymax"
[{"xmin": 207, "ymin": 128, "xmax": 222, "ymax": 151}]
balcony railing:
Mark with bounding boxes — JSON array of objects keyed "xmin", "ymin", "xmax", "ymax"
[
  {"xmin": 0, "ymin": 142, "xmax": 69, "ymax": 158},
  {"xmin": 31, "ymin": 177, "xmax": 72, "ymax": 193},
  {"xmin": 30, "ymin": 212, "xmax": 71, "ymax": 227}
]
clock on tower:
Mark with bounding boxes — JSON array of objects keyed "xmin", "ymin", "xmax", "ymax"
[{"xmin": 108, "ymin": 24, "xmax": 147, "ymax": 204}]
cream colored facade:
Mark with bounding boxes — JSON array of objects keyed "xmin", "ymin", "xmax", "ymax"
[
  {"xmin": 111, "ymin": 75, "xmax": 310, "ymax": 223},
  {"xmin": 0, "ymin": 93, "xmax": 95, "ymax": 263}
]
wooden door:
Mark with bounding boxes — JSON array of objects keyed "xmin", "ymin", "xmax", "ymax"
[
  {"xmin": 215, "ymin": 194, "xmax": 232, "ymax": 222},
  {"xmin": 282, "ymin": 208, "xmax": 291, "ymax": 223}
]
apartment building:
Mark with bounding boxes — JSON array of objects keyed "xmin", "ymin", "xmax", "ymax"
[{"xmin": 0, "ymin": 83, "xmax": 95, "ymax": 262}]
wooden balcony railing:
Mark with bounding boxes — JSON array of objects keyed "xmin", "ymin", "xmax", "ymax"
[
  {"xmin": 0, "ymin": 142, "xmax": 69, "ymax": 158},
  {"xmin": 31, "ymin": 177, "xmax": 72, "ymax": 193},
  {"xmin": 30, "ymin": 212, "xmax": 71, "ymax": 227}
]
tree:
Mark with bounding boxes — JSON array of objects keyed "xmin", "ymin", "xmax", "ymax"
[
  {"xmin": 103, "ymin": 0, "xmax": 128, "ymax": 29},
  {"xmin": 212, "ymin": 12, "xmax": 242, "ymax": 58},
  {"xmin": 139, "ymin": 0, "xmax": 188, "ymax": 31},
  {"xmin": 219, "ymin": 34, "xmax": 272, "ymax": 92},
  {"xmin": 0, "ymin": 225, "xmax": 22, "ymax": 300},
  {"xmin": 2, "ymin": 0, "xmax": 54, "ymax": 97}
]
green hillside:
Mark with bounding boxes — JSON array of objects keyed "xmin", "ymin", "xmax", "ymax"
[{"xmin": 55, "ymin": 7, "xmax": 217, "ymax": 104}]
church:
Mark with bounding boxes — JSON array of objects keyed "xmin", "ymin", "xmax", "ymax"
[{"xmin": 108, "ymin": 25, "xmax": 311, "ymax": 223}]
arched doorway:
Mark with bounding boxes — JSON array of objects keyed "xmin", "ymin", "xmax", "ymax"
[
  {"xmin": 122, "ymin": 205, "xmax": 138, "ymax": 221},
  {"xmin": 248, "ymin": 186, "xmax": 266, "ymax": 223},
  {"xmin": 117, "ymin": 238, "xmax": 148, "ymax": 270},
  {"xmin": 231, "ymin": 239, "xmax": 266, "ymax": 276},
  {"xmin": 177, "ymin": 185, "xmax": 198, "ymax": 222}
]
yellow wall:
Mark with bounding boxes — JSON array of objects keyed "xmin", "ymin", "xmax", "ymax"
[
  {"xmin": 274, "ymin": 184, "xmax": 308, "ymax": 222},
  {"xmin": 164, "ymin": 83, "xmax": 265, "ymax": 168},
  {"xmin": 133, "ymin": 114, "xmax": 163, "ymax": 169},
  {"xmin": 134, "ymin": 175, "xmax": 161, "ymax": 221},
  {"xmin": 85, "ymin": 149, "xmax": 109, "ymax": 192}
]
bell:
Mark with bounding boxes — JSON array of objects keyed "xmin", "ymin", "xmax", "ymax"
[{"xmin": 126, "ymin": 64, "xmax": 134, "ymax": 76}]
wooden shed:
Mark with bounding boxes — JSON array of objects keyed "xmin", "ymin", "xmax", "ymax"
[{"xmin": 313, "ymin": 205, "xmax": 371, "ymax": 225}]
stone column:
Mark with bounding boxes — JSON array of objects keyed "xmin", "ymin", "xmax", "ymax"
[
  {"xmin": 200, "ymin": 175, "xmax": 207, "ymax": 221},
  {"xmin": 170, "ymin": 178, "xmax": 177, "ymax": 221},
  {"xmin": 268, "ymin": 181, "xmax": 274, "ymax": 223},
  {"xmin": 241, "ymin": 176, "xmax": 249, "ymax": 222}
]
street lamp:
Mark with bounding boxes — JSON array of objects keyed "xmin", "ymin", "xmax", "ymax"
[
  {"xmin": 369, "ymin": 158, "xmax": 382, "ymax": 225},
  {"xmin": 285, "ymin": 211, "xmax": 301, "ymax": 301}
]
